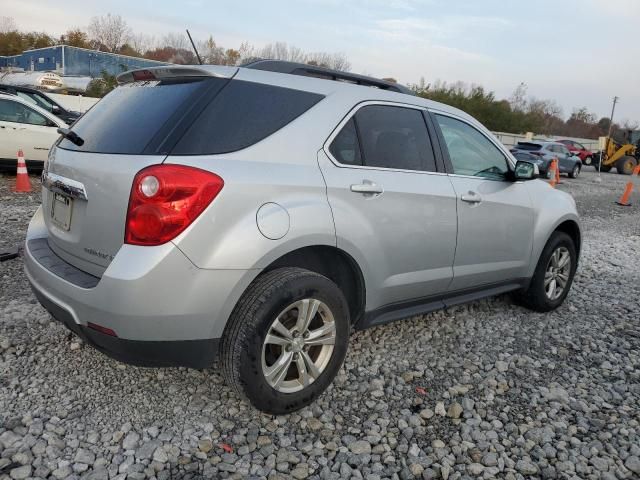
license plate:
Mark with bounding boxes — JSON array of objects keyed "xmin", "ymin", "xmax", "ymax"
[{"xmin": 51, "ymin": 193, "xmax": 73, "ymax": 231}]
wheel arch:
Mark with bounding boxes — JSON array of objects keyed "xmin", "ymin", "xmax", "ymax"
[
  {"xmin": 553, "ymin": 219, "xmax": 581, "ymax": 259},
  {"xmin": 263, "ymin": 245, "xmax": 366, "ymax": 327}
]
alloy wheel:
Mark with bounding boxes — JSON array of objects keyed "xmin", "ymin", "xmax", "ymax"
[
  {"xmin": 544, "ymin": 246, "xmax": 571, "ymax": 300},
  {"xmin": 261, "ymin": 298, "xmax": 336, "ymax": 393}
]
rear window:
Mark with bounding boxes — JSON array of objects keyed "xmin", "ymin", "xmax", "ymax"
[
  {"xmin": 59, "ymin": 78, "xmax": 216, "ymax": 154},
  {"xmin": 171, "ymin": 81, "xmax": 324, "ymax": 155},
  {"xmin": 515, "ymin": 142, "xmax": 542, "ymax": 151},
  {"xmin": 59, "ymin": 78, "xmax": 323, "ymax": 155}
]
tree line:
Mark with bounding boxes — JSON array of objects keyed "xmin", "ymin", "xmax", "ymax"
[
  {"xmin": 0, "ymin": 15, "xmax": 350, "ymax": 70},
  {"xmin": 1, "ymin": 14, "xmax": 636, "ymax": 139},
  {"xmin": 411, "ymin": 80, "xmax": 637, "ymax": 141}
]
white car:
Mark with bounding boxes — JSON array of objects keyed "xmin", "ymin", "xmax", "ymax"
[{"xmin": 0, "ymin": 92, "xmax": 66, "ymax": 172}]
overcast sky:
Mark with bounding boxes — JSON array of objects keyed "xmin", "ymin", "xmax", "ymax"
[{"xmin": 4, "ymin": 0, "xmax": 639, "ymax": 123}]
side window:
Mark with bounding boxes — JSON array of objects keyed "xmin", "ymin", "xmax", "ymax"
[
  {"xmin": 574, "ymin": 142, "xmax": 585, "ymax": 150},
  {"xmin": 172, "ymin": 81, "xmax": 324, "ymax": 155},
  {"xmin": 329, "ymin": 118, "xmax": 362, "ymax": 165},
  {"xmin": 0, "ymin": 99, "xmax": 49, "ymax": 126},
  {"xmin": 354, "ymin": 105, "xmax": 436, "ymax": 171},
  {"xmin": 435, "ymin": 114, "xmax": 509, "ymax": 180}
]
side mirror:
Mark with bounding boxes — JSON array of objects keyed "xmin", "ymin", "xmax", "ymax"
[
  {"xmin": 514, "ymin": 160, "xmax": 537, "ymax": 180},
  {"xmin": 52, "ymin": 105, "xmax": 61, "ymax": 113}
]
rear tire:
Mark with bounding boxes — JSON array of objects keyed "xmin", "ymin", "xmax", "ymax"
[
  {"xmin": 515, "ymin": 232, "xmax": 577, "ymax": 312},
  {"xmin": 616, "ymin": 156, "xmax": 637, "ymax": 175},
  {"xmin": 220, "ymin": 267, "xmax": 350, "ymax": 414},
  {"xmin": 569, "ymin": 164, "xmax": 580, "ymax": 179}
]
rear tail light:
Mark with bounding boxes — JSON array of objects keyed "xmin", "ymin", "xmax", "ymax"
[
  {"xmin": 132, "ymin": 70, "xmax": 156, "ymax": 81},
  {"xmin": 125, "ymin": 165, "xmax": 224, "ymax": 246}
]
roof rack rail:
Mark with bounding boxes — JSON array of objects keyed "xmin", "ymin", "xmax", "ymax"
[{"xmin": 242, "ymin": 59, "xmax": 414, "ymax": 96}]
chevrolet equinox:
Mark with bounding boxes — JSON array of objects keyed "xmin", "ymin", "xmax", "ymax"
[{"xmin": 25, "ymin": 61, "xmax": 581, "ymax": 413}]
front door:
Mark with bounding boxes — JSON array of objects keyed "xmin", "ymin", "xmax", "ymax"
[
  {"xmin": 556, "ymin": 144, "xmax": 574, "ymax": 172},
  {"xmin": 432, "ymin": 112, "xmax": 535, "ymax": 291},
  {"xmin": 319, "ymin": 103, "xmax": 458, "ymax": 311},
  {"xmin": 0, "ymin": 98, "xmax": 59, "ymax": 162}
]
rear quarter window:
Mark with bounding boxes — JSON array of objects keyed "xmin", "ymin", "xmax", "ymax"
[{"xmin": 171, "ymin": 81, "xmax": 324, "ymax": 155}]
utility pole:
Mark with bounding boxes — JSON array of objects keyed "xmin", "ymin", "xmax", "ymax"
[{"xmin": 598, "ymin": 96, "xmax": 619, "ymax": 178}]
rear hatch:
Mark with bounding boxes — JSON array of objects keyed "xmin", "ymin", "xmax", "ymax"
[{"xmin": 42, "ymin": 66, "xmax": 237, "ymax": 277}]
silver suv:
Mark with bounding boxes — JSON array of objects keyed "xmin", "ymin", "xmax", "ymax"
[{"xmin": 25, "ymin": 61, "xmax": 581, "ymax": 413}]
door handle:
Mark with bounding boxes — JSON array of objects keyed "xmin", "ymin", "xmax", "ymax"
[
  {"xmin": 461, "ymin": 191, "xmax": 482, "ymax": 204},
  {"xmin": 350, "ymin": 181, "xmax": 383, "ymax": 195}
]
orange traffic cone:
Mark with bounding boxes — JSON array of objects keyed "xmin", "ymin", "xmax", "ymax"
[
  {"xmin": 14, "ymin": 149, "xmax": 32, "ymax": 193},
  {"xmin": 554, "ymin": 158, "xmax": 563, "ymax": 185},
  {"xmin": 615, "ymin": 164, "xmax": 640, "ymax": 206},
  {"xmin": 548, "ymin": 159, "xmax": 559, "ymax": 188}
]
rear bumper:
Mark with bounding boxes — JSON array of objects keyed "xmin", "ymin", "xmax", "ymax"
[
  {"xmin": 30, "ymin": 285, "xmax": 219, "ymax": 368},
  {"xmin": 24, "ymin": 206, "xmax": 259, "ymax": 368}
]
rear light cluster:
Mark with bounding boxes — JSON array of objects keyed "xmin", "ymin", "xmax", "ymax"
[{"xmin": 125, "ymin": 165, "xmax": 224, "ymax": 246}]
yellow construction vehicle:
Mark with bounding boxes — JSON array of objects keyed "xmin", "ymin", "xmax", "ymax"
[{"xmin": 594, "ymin": 130, "xmax": 640, "ymax": 174}]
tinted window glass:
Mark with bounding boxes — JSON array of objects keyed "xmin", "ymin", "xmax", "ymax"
[
  {"xmin": 436, "ymin": 114, "xmax": 509, "ymax": 180},
  {"xmin": 59, "ymin": 78, "xmax": 214, "ymax": 154},
  {"xmin": 515, "ymin": 142, "xmax": 542, "ymax": 151},
  {"xmin": 574, "ymin": 142, "xmax": 585, "ymax": 150},
  {"xmin": 0, "ymin": 99, "xmax": 49, "ymax": 126},
  {"xmin": 513, "ymin": 152, "xmax": 537, "ymax": 162},
  {"xmin": 173, "ymin": 81, "xmax": 324, "ymax": 155},
  {"xmin": 329, "ymin": 118, "xmax": 362, "ymax": 165},
  {"xmin": 354, "ymin": 105, "xmax": 436, "ymax": 171}
]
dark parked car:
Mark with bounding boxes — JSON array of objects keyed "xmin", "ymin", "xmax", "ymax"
[
  {"xmin": 511, "ymin": 141, "xmax": 582, "ymax": 178},
  {"xmin": 0, "ymin": 84, "xmax": 81, "ymax": 124},
  {"xmin": 556, "ymin": 139, "xmax": 594, "ymax": 165}
]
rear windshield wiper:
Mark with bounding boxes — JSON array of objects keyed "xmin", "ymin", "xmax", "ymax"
[{"xmin": 57, "ymin": 128, "xmax": 84, "ymax": 147}]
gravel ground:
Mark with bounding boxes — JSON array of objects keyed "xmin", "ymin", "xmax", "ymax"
[{"xmin": 1, "ymin": 169, "xmax": 639, "ymax": 480}]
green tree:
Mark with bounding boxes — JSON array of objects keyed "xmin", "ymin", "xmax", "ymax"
[
  {"xmin": 85, "ymin": 70, "xmax": 118, "ymax": 98},
  {"xmin": 60, "ymin": 29, "xmax": 91, "ymax": 48}
]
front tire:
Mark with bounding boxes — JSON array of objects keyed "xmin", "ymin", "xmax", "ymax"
[
  {"xmin": 569, "ymin": 164, "xmax": 580, "ymax": 178},
  {"xmin": 220, "ymin": 267, "xmax": 350, "ymax": 414},
  {"xmin": 616, "ymin": 156, "xmax": 637, "ymax": 175},
  {"xmin": 515, "ymin": 232, "xmax": 577, "ymax": 312},
  {"xmin": 583, "ymin": 156, "xmax": 592, "ymax": 166}
]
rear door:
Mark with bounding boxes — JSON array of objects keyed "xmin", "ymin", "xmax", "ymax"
[
  {"xmin": 431, "ymin": 111, "xmax": 535, "ymax": 291},
  {"xmin": 319, "ymin": 102, "xmax": 457, "ymax": 310}
]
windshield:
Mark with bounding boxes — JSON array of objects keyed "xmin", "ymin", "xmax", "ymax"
[{"xmin": 17, "ymin": 91, "xmax": 55, "ymax": 112}]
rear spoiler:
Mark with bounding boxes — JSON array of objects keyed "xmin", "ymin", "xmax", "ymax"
[{"xmin": 117, "ymin": 65, "xmax": 238, "ymax": 84}]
